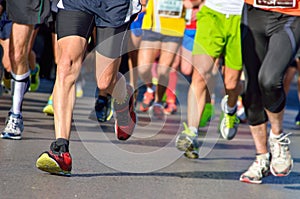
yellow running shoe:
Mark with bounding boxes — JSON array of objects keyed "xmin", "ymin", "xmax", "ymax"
[{"xmin": 43, "ymin": 95, "xmax": 54, "ymax": 116}]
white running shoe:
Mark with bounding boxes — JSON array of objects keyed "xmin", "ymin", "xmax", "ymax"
[
  {"xmin": 240, "ymin": 153, "xmax": 270, "ymax": 184},
  {"xmin": 269, "ymin": 132, "xmax": 293, "ymax": 177},
  {"xmin": 1, "ymin": 112, "xmax": 24, "ymax": 140}
]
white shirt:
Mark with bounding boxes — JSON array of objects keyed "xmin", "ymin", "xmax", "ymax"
[{"xmin": 205, "ymin": 0, "xmax": 244, "ymax": 15}]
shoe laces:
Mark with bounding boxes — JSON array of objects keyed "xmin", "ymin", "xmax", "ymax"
[
  {"xmin": 270, "ymin": 132, "xmax": 292, "ymax": 160},
  {"xmin": 6, "ymin": 116, "xmax": 21, "ymax": 131},
  {"xmin": 248, "ymin": 157, "xmax": 269, "ymax": 178},
  {"xmin": 224, "ymin": 113, "xmax": 239, "ymax": 128},
  {"xmin": 182, "ymin": 122, "xmax": 197, "ymax": 137}
]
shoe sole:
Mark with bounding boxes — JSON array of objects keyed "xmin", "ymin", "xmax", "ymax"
[
  {"xmin": 114, "ymin": 113, "xmax": 138, "ymax": 141},
  {"xmin": 36, "ymin": 153, "xmax": 71, "ymax": 176},
  {"xmin": 175, "ymin": 134, "xmax": 199, "ymax": 159},
  {"xmin": 239, "ymin": 177, "xmax": 262, "ymax": 184},
  {"xmin": 1, "ymin": 133, "xmax": 22, "ymax": 140},
  {"xmin": 149, "ymin": 105, "xmax": 165, "ymax": 120},
  {"xmin": 270, "ymin": 161, "xmax": 293, "ymax": 177},
  {"xmin": 239, "ymin": 171, "xmax": 270, "ymax": 184}
]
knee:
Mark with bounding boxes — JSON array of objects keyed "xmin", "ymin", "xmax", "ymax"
[
  {"xmin": 9, "ymin": 48, "xmax": 27, "ymax": 67},
  {"xmin": 138, "ymin": 64, "xmax": 152, "ymax": 81},
  {"xmin": 181, "ymin": 66, "xmax": 192, "ymax": 76},
  {"xmin": 97, "ymin": 79, "xmax": 111, "ymax": 91},
  {"xmin": 258, "ymin": 72, "xmax": 278, "ymax": 92},
  {"xmin": 97, "ymin": 73, "xmax": 117, "ymax": 91},
  {"xmin": 157, "ymin": 64, "xmax": 171, "ymax": 76},
  {"xmin": 56, "ymin": 58, "xmax": 80, "ymax": 85}
]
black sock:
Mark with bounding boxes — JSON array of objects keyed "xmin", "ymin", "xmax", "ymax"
[{"xmin": 50, "ymin": 138, "xmax": 69, "ymax": 154}]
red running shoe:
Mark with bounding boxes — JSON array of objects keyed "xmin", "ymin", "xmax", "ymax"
[
  {"xmin": 36, "ymin": 151, "xmax": 72, "ymax": 176},
  {"xmin": 139, "ymin": 90, "xmax": 154, "ymax": 112},
  {"xmin": 114, "ymin": 84, "xmax": 137, "ymax": 140},
  {"xmin": 164, "ymin": 100, "xmax": 177, "ymax": 115}
]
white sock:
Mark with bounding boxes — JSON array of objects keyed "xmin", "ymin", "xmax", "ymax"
[
  {"xmin": 147, "ymin": 86, "xmax": 154, "ymax": 93},
  {"xmin": 11, "ymin": 71, "xmax": 30, "ymax": 115},
  {"xmin": 257, "ymin": 152, "xmax": 270, "ymax": 160},
  {"xmin": 224, "ymin": 103, "xmax": 237, "ymax": 115},
  {"xmin": 189, "ymin": 126, "xmax": 198, "ymax": 135},
  {"xmin": 269, "ymin": 129, "xmax": 282, "ymax": 139}
]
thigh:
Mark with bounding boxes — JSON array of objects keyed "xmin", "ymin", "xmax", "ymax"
[
  {"xmin": 96, "ymin": 22, "xmax": 131, "ymax": 58},
  {"xmin": 260, "ymin": 15, "xmax": 300, "ymax": 86},
  {"xmin": 56, "ymin": 9, "xmax": 94, "ymax": 40},
  {"xmin": 159, "ymin": 41, "xmax": 181, "ymax": 67},
  {"xmin": 138, "ymin": 40, "xmax": 161, "ymax": 65},
  {"xmin": 224, "ymin": 15, "xmax": 242, "ymax": 71}
]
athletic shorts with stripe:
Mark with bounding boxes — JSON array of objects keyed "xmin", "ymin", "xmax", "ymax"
[
  {"xmin": 57, "ymin": 0, "xmax": 141, "ymax": 58},
  {"xmin": 7, "ymin": 0, "xmax": 51, "ymax": 25},
  {"xmin": 193, "ymin": 5, "xmax": 242, "ymax": 71}
]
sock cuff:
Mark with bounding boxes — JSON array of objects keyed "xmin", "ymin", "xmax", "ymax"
[
  {"xmin": 269, "ymin": 129, "xmax": 282, "ymax": 138},
  {"xmin": 11, "ymin": 71, "xmax": 30, "ymax": 81}
]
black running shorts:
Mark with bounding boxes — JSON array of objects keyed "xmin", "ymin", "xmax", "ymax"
[
  {"xmin": 58, "ymin": 0, "xmax": 137, "ymax": 28},
  {"xmin": 57, "ymin": 9, "xmax": 132, "ymax": 58},
  {"xmin": 7, "ymin": 0, "xmax": 51, "ymax": 25}
]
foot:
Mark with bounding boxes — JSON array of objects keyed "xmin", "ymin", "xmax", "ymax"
[
  {"xmin": 175, "ymin": 123, "xmax": 199, "ymax": 159},
  {"xmin": 36, "ymin": 151, "xmax": 72, "ymax": 176},
  {"xmin": 240, "ymin": 153, "xmax": 270, "ymax": 184},
  {"xmin": 1, "ymin": 112, "xmax": 24, "ymax": 140},
  {"xmin": 113, "ymin": 84, "xmax": 137, "ymax": 141},
  {"xmin": 149, "ymin": 103, "xmax": 165, "ymax": 120},
  {"xmin": 164, "ymin": 101, "xmax": 177, "ymax": 115},
  {"xmin": 269, "ymin": 132, "xmax": 293, "ymax": 177},
  {"xmin": 36, "ymin": 139, "xmax": 72, "ymax": 176},
  {"xmin": 139, "ymin": 90, "xmax": 154, "ymax": 112},
  {"xmin": 219, "ymin": 95, "xmax": 239, "ymax": 140},
  {"xmin": 90, "ymin": 95, "xmax": 113, "ymax": 122}
]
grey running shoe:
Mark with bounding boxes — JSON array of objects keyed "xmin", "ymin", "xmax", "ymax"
[
  {"xmin": 149, "ymin": 103, "xmax": 165, "ymax": 120},
  {"xmin": 175, "ymin": 122, "xmax": 199, "ymax": 159},
  {"xmin": 240, "ymin": 153, "xmax": 270, "ymax": 184},
  {"xmin": 219, "ymin": 95, "xmax": 239, "ymax": 140},
  {"xmin": 1, "ymin": 112, "xmax": 24, "ymax": 140},
  {"xmin": 269, "ymin": 132, "xmax": 293, "ymax": 177},
  {"xmin": 113, "ymin": 84, "xmax": 137, "ymax": 141}
]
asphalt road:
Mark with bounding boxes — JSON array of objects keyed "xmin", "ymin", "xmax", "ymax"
[{"xmin": 0, "ymin": 73, "xmax": 299, "ymax": 199}]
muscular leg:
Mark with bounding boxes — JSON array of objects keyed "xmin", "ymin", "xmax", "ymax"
[
  {"xmin": 188, "ymin": 54, "xmax": 215, "ymax": 128},
  {"xmin": 223, "ymin": 66, "xmax": 242, "ymax": 108},
  {"xmin": 95, "ymin": 52, "xmax": 124, "ymax": 101},
  {"xmin": 138, "ymin": 40, "xmax": 161, "ymax": 88},
  {"xmin": 54, "ymin": 36, "xmax": 87, "ymax": 139},
  {"xmin": 9, "ymin": 23, "xmax": 34, "ymax": 114},
  {"xmin": 156, "ymin": 41, "xmax": 180, "ymax": 103},
  {"xmin": 9, "ymin": 23, "xmax": 33, "ymax": 74}
]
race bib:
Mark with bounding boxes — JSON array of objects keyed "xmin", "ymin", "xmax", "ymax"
[
  {"xmin": 157, "ymin": 0, "xmax": 183, "ymax": 18},
  {"xmin": 254, "ymin": 0, "xmax": 296, "ymax": 8}
]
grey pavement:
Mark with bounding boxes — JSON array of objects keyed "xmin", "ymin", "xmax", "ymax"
[{"xmin": 0, "ymin": 75, "xmax": 300, "ymax": 199}]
